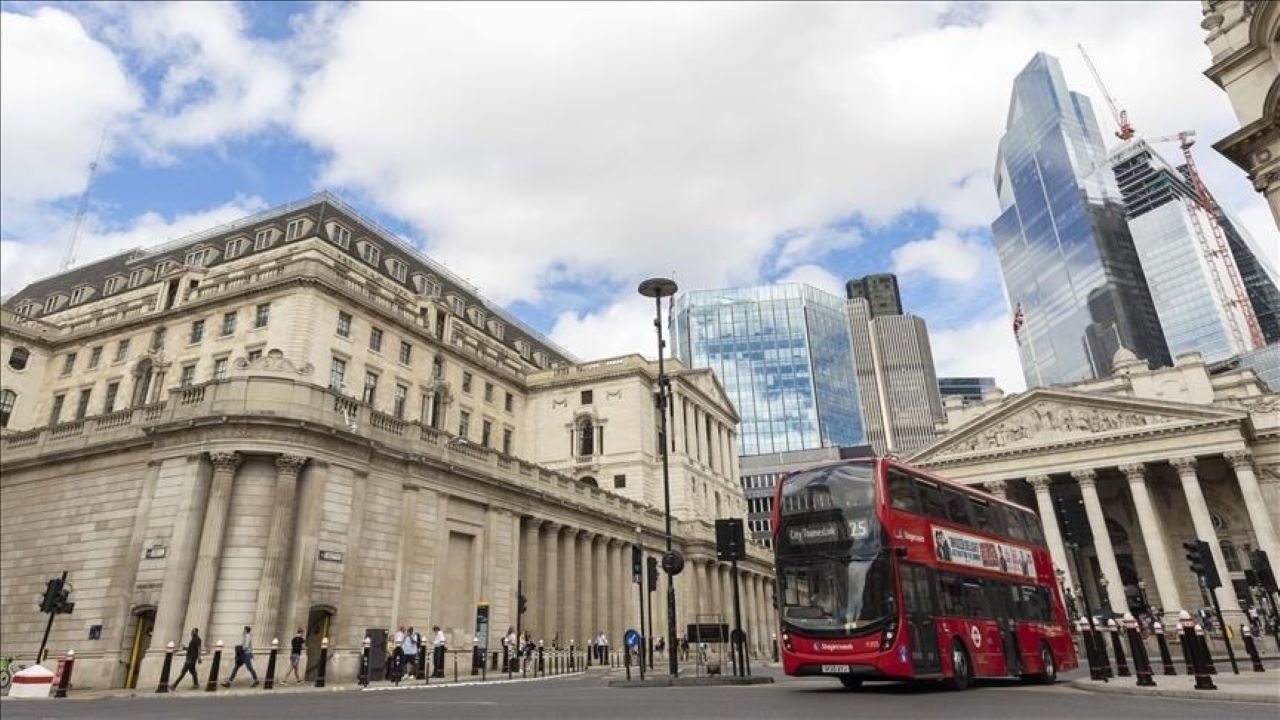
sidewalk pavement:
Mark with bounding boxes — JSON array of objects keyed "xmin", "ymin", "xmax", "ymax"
[{"xmin": 1069, "ymin": 671, "xmax": 1280, "ymax": 704}]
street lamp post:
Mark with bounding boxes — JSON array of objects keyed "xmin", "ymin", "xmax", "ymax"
[{"xmin": 638, "ymin": 277, "xmax": 681, "ymax": 678}]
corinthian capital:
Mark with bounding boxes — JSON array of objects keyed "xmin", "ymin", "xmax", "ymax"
[
  {"xmin": 1027, "ymin": 474, "xmax": 1053, "ymax": 492},
  {"xmin": 1118, "ymin": 463, "xmax": 1147, "ymax": 483},
  {"xmin": 1223, "ymin": 450, "xmax": 1254, "ymax": 471},
  {"xmin": 209, "ymin": 451, "xmax": 242, "ymax": 472},
  {"xmin": 275, "ymin": 454, "xmax": 307, "ymax": 475},
  {"xmin": 1170, "ymin": 456, "xmax": 1199, "ymax": 475},
  {"xmin": 1070, "ymin": 468, "xmax": 1098, "ymax": 489}
]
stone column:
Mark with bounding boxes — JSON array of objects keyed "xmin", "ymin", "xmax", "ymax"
[
  {"xmin": 1119, "ymin": 463, "xmax": 1182, "ymax": 624},
  {"xmin": 983, "ymin": 479, "xmax": 1008, "ymax": 500},
  {"xmin": 612, "ymin": 541, "xmax": 626, "ymax": 645},
  {"xmin": 152, "ymin": 457, "xmax": 211, "ymax": 650},
  {"xmin": 183, "ymin": 451, "xmax": 241, "ymax": 636},
  {"xmin": 560, "ymin": 526, "xmax": 577, "ymax": 647},
  {"xmin": 542, "ymin": 522, "xmax": 560, "ymax": 642},
  {"xmin": 744, "ymin": 573, "xmax": 759, "ymax": 656},
  {"xmin": 593, "ymin": 536, "xmax": 608, "ymax": 641},
  {"xmin": 522, "ymin": 518, "xmax": 542, "ymax": 638},
  {"xmin": 577, "ymin": 531, "xmax": 594, "ymax": 648},
  {"xmin": 1225, "ymin": 450, "xmax": 1280, "ymax": 584},
  {"xmin": 1171, "ymin": 456, "xmax": 1242, "ymax": 615},
  {"xmin": 254, "ymin": 454, "xmax": 306, "ymax": 641},
  {"xmin": 1073, "ymin": 469, "xmax": 1128, "ymax": 614},
  {"xmin": 1028, "ymin": 475, "xmax": 1074, "ymax": 591}
]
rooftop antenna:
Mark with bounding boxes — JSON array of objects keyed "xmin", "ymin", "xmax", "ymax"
[{"xmin": 61, "ymin": 126, "xmax": 109, "ymax": 271}]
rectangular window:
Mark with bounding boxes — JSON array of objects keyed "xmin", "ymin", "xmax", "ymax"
[
  {"xmin": 87, "ymin": 346, "xmax": 103, "ymax": 369},
  {"xmin": 504, "ymin": 392, "xmax": 514, "ymax": 412},
  {"xmin": 484, "ymin": 382, "xmax": 494, "ymax": 403},
  {"xmin": 285, "ymin": 218, "xmax": 305, "ymax": 241},
  {"xmin": 482, "ymin": 419, "xmax": 492, "ymax": 447},
  {"xmin": 581, "ymin": 390, "xmax": 593, "ymax": 405},
  {"xmin": 462, "ymin": 372, "xmax": 473, "ymax": 393},
  {"xmin": 330, "ymin": 358, "xmax": 347, "ymax": 391},
  {"xmin": 180, "ymin": 364, "xmax": 197, "ymax": 387},
  {"xmin": 502, "ymin": 428, "xmax": 513, "ymax": 455},
  {"xmin": 254, "ymin": 229, "xmax": 274, "ymax": 250},
  {"xmin": 613, "ymin": 474, "xmax": 627, "ymax": 489},
  {"xmin": 190, "ymin": 320, "xmax": 205, "ymax": 344},
  {"xmin": 887, "ymin": 470, "xmax": 920, "ymax": 513},
  {"xmin": 254, "ymin": 303, "xmax": 270, "ymax": 328},
  {"xmin": 247, "ymin": 348, "xmax": 262, "ymax": 362},
  {"xmin": 104, "ymin": 277, "xmax": 123, "ymax": 295},
  {"xmin": 151, "ymin": 327, "xmax": 166, "ymax": 351},
  {"xmin": 185, "ymin": 248, "xmax": 209, "ymax": 268},
  {"xmin": 435, "ymin": 309, "xmax": 446, "ymax": 340},
  {"xmin": 103, "ymin": 381, "xmax": 119, "ymax": 414},
  {"xmin": 459, "ymin": 410, "xmax": 471, "ymax": 439},
  {"xmin": 394, "ymin": 383, "xmax": 409, "ymax": 419},
  {"xmin": 128, "ymin": 268, "xmax": 148, "ymax": 288},
  {"xmin": 214, "ymin": 357, "xmax": 229, "ymax": 380},
  {"xmin": 337, "ymin": 311, "xmax": 352, "ymax": 338},
  {"xmin": 50, "ymin": 393, "xmax": 65, "ymax": 424},
  {"xmin": 362, "ymin": 371, "xmax": 378, "ymax": 404},
  {"xmin": 369, "ymin": 327, "xmax": 384, "ymax": 352},
  {"xmin": 62, "ymin": 353, "xmax": 76, "ymax": 375},
  {"xmin": 332, "ymin": 224, "xmax": 351, "ymax": 249},
  {"xmin": 225, "ymin": 237, "xmax": 248, "ymax": 258},
  {"xmin": 916, "ymin": 479, "xmax": 947, "ymax": 522},
  {"xmin": 399, "ymin": 341, "xmax": 412, "ymax": 365},
  {"xmin": 221, "ymin": 311, "xmax": 237, "ymax": 336},
  {"xmin": 75, "ymin": 388, "xmax": 92, "ymax": 420},
  {"xmin": 70, "ymin": 287, "xmax": 88, "ymax": 305},
  {"xmin": 115, "ymin": 340, "xmax": 130, "ymax": 363},
  {"xmin": 389, "ymin": 258, "xmax": 408, "ymax": 282},
  {"xmin": 943, "ymin": 487, "xmax": 972, "ymax": 527}
]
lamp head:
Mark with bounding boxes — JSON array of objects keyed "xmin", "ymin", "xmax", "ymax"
[{"xmin": 638, "ymin": 278, "xmax": 678, "ymax": 299}]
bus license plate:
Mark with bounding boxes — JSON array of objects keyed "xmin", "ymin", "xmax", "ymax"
[{"xmin": 821, "ymin": 665, "xmax": 851, "ymax": 674}]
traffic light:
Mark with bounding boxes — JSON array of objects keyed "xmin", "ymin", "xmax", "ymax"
[
  {"xmin": 518, "ymin": 592, "xmax": 528, "ymax": 616},
  {"xmin": 1183, "ymin": 539, "xmax": 1221, "ymax": 589},
  {"xmin": 39, "ymin": 577, "xmax": 64, "ymax": 614},
  {"xmin": 1250, "ymin": 549, "xmax": 1278, "ymax": 593},
  {"xmin": 632, "ymin": 546, "xmax": 642, "ymax": 584},
  {"xmin": 647, "ymin": 556, "xmax": 659, "ymax": 592}
]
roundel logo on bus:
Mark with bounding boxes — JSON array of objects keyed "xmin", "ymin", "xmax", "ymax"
[{"xmin": 970, "ymin": 626, "xmax": 982, "ymax": 648}]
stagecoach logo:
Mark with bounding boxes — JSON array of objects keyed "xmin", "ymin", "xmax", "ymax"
[
  {"xmin": 814, "ymin": 641, "xmax": 855, "ymax": 653},
  {"xmin": 786, "ymin": 522, "xmax": 839, "ymax": 544},
  {"xmin": 970, "ymin": 626, "xmax": 982, "ymax": 648},
  {"xmin": 895, "ymin": 529, "xmax": 925, "ymax": 544}
]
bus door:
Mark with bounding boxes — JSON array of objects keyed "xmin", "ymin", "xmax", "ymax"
[
  {"xmin": 899, "ymin": 563, "xmax": 941, "ymax": 674},
  {"xmin": 990, "ymin": 582, "xmax": 1021, "ymax": 676}
]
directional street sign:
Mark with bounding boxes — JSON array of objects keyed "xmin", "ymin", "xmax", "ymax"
[{"xmin": 624, "ymin": 629, "xmax": 640, "ymax": 648}]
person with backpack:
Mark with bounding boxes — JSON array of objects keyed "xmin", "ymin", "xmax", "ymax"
[
  {"xmin": 222, "ymin": 626, "xmax": 260, "ymax": 687},
  {"xmin": 171, "ymin": 628, "xmax": 202, "ymax": 690}
]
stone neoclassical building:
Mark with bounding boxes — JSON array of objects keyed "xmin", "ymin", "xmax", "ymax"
[
  {"xmin": 0, "ymin": 193, "xmax": 776, "ymax": 689},
  {"xmin": 912, "ymin": 348, "xmax": 1280, "ymax": 631}
]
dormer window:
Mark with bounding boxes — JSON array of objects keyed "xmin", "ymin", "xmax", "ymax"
[
  {"xmin": 128, "ymin": 268, "xmax": 150, "ymax": 288},
  {"xmin": 15, "ymin": 302, "xmax": 37, "ymax": 317},
  {"xmin": 43, "ymin": 295, "xmax": 63, "ymax": 314},
  {"xmin": 225, "ymin": 237, "xmax": 248, "ymax": 259},
  {"xmin": 69, "ymin": 286, "xmax": 91, "ymax": 305},
  {"xmin": 254, "ymin": 229, "xmax": 276, "ymax": 250},
  {"xmin": 532, "ymin": 350, "xmax": 546, "ymax": 368},
  {"xmin": 155, "ymin": 260, "xmax": 176, "ymax": 277},
  {"xmin": 514, "ymin": 339, "xmax": 530, "ymax": 359},
  {"xmin": 486, "ymin": 318, "xmax": 505, "ymax": 340},
  {"xmin": 467, "ymin": 307, "xmax": 486, "ymax": 328},
  {"xmin": 412, "ymin": 274, "xmax": 441, "ymax": 297},
  {"xmin": 185, "ymin": 248, "xmax": 211, "ymax": 268},
  {"xmin": 357, "ymin": 240, "xmax": 381, "ymax": 266},
  {"xmin": 388, "ymin": 258, "xmax": 408, "ymax": 283},
  {"xmin": 448, "ymin": 294, "xmax": 466, "ymax": 316},
  {"xmin": 328, "ymin": 223, "xmax": 351, "ymax": 249},
  {"xmin": 104, "ymin": 276, "xmax": 124, "ymax": 295},
  {"xmin": 285, "ymin": 218, "xmax": 306, "ymax": 241}
]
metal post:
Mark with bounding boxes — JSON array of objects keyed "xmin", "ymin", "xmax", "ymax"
[
  {"xmin": 1069, "ymin": 545, "xmax": 1108, "ymax": 681},
  {"xmin": 1208, "ymin": 589, "xmax": 1239, "ymax": 674},
  {"xmin": 1242, "ymin": 624, "xmax": 1265, "ymax": 672},
  {"xmin": 53, "ymin": 649, "xmax": 75, "ymax": 699},
  {"xmin": 731, "ymin": 558, "xmax": 745, "ymax": 677},
  {"xmin": 1107, "ymin": 620, "xmax": 1130, "ymax": 677},
  {"xmin": 1190, "ymin": 624, "xmax": 1217, "ymax": 690},
  {"xmin": 205, "ymin": 641, "xmax": 223, "ymax": 692},
  {"xmin": 358, "ymin": 637, "xmax": 370, "ymax": 686},
  {"xmin": 155, "ymin": 641, "xmax": 175, "ymax": 693},
  {"xmin": 314, "ymin": 637, "xmax": 328, "ymax": 688},
  {"xmin": 1153, "ymin": 622, "xmax": 1177, "ymax": 675},
  {"xmin": 264, "ymin": 639, "xmax": 278, "ymax": 690},
  {"xmin": 1125, "ymin": 616, "xmax": 1154, "ymax": 687},
  {"xmin": 35, "ymin": 571, "xmax": 68, "ymax": 668}
]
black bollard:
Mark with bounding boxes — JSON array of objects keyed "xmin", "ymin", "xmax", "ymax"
[
  {"xmin": 1153, "ymin": 622, "xmax": 1177, "ymax": 676},
  {"xmin": 314, "ymin": 637, "xmax": 328, "ymax": 688},
  {"xmin": 624, "ymin": 645, "xmax": 631, "ymax": 681},
  {"xmin": 156, "ymin": 641, "xmax": 175, "ymax": 693},
  {"xmin": 53, "ymin": 649, "xmax": 75, "ymax": 699},
  {"xmin": 1242, "ymin": 624, "xmax": 1265, "ymax": 673},
  {"xmin": 1107, "ymin": 621, "xmax": 1130, "ymax": 677},
  {"xmin": 206, "ymin": 641, "xmax": 224, "ymax": 692},
  {"xmin": 1178, "ymin": 617, "xmax": 1197, "ymax": 677},
  {"xmin": 1190, "ymin": 624, "xmax": 1217, "ymax": 690},
  {"xmin": 1124, "ymin": 617, "xmax": 1155, "ymax": 687},
  {"xmin": 504, "ymin": 645, "xmax": 511, "ymax": 680},
  {"xmin": 1091, "ymin": 625, "xmax": 1113, "ymax": 678},
  {"xmin": 1199, "ymin": 626, "xmax": 1218, "ymax": 675},
  {"xmin": 1078, "ymin": 619, "xmax": 1103, "ymax": 682},
  {"xmin": 264, "ymin": 639, "xmax": 278, "ymax": 690},
  {"xmin": 537, "ymin": 642, "xmax": 544, "ymax": 676},
  {"xmin": 358, "ymin": 637, "xmax": 371, "ymax": 686},
  {"xmin": 453, "ymin": 651, "xmax": 459, "ymax": 683}
]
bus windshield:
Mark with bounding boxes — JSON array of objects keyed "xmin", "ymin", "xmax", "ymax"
[{"xmin": 775, "ymin": 463, "xmax": 894, "ymax": 635}]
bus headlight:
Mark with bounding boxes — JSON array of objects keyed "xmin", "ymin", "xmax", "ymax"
[
  {"xmin": 879, "ymin": 621, "xmax": 898, "ymax": 651},
  {"xmin": 781, "ymin": 631, "xmax": 794, "ymax": 652}
]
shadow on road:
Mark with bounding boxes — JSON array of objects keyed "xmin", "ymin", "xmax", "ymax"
[{"xmin": 793, "ymin": 678, "xmax": 1033, "ymax": 696}]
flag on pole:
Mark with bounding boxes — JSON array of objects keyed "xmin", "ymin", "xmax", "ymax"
[{"xmin": 1012, "ymin": 301, "xmax": 1025, "ymax": 343}]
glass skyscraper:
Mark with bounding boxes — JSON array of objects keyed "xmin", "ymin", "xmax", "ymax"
[
  {"xmin": 992, "ymin": 53, "xmax": 1170, "ymax": 387},
  {"xmin": 672, "ymin": 284, "xmax": 865, "ymax": 457}
]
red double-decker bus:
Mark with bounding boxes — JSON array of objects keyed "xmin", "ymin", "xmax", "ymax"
[{"xmin": 771, "ymin": 457, "xmax": 1076, "ymax": 690}]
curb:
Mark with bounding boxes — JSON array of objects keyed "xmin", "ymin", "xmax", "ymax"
[
  {"xmin": 609, "ymin": 676, "xmax": 774, "ymax": 688},
  {"xmin": 1067, "ymin": 678, "xmax": 1280, "ymax": 704}
]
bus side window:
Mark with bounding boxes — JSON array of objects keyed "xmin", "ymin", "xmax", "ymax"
[
  {"xmin": 969, "ymin": 498, "xmax": 992, "ymax": 533},
  {"xmin": 938, "ymin": 572, "xmax": 962, "ymax": 616},
  {"xmin": 943, "ymin": 487, "xmax": 973, "ymax": 528},
  {"xmin": 1024, "ymin": 511, "xmax": 1046, "ymax": 546},
  {"xmin": 916, "ymin": 480, "xmax": 947, "ymax": 521},
  {"xmin": 888, "ymin": 470, "xmax": 920, "ymax": 513},
  {"xmin": 961, "ymin": 579, "xmax": 987, "ymax": 617},
  {"xmin": 1002, "ymin": 507, "xmax": 1028, "ymax": 542}
]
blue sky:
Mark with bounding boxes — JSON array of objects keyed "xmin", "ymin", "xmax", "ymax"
[{"xmin": 1, "ymin": 2, "xmax": 1271, "ymax": 392}]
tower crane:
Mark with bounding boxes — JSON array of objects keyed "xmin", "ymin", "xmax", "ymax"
[
  {"xmin": 60, "ymin": 127, "xmax": 108, "ymax": 272},
  {"xmin": 1078, "ymin": 44, "xmax": 1134, "ymax": 141}
]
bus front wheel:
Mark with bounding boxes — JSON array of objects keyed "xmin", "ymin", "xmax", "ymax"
[
  {"xmin": 945, "ymin": 639, "xmax": 971, "ymax": 691},
  {"xmin": 1032, "ymin": 643, "xmax": 1056, "ymax": 685},
  {"xmin": 838, "ymin": 676, "xmax": 863, "ymax": 690}
]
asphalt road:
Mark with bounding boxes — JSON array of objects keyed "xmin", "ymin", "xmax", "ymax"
[{"xmin": 2, "ymin": 668, "xmax": 1274, "ymax": 720}]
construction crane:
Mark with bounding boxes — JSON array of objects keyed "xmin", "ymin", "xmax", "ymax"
[
  {"xmin": 60, "ymin": 127, "xmax": 108, "ymax": 272},
  {"xmin": 1078, "ymin": 44, "xmax": 1134, "ymax": 141},
  {"xmin": 1146, "ymin": 130, "xmax": 1267, "ymax": 350}
]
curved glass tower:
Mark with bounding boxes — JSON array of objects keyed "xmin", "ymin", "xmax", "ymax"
[{"xmin": 992, "ymin": 53, "xmax": 1170, "ymax": 387}]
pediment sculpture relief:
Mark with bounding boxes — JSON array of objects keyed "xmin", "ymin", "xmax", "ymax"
[
  {"xmin": 233, "ymin": 348, "xmax": 314, "ymax": 377},
  {"xmin": 939, "ymin": 401, "xmax": 1181, "ymax": 456},
  {"xmin": 1219, "ymin": 394, "xmax": 1280, "ymax": 414}
]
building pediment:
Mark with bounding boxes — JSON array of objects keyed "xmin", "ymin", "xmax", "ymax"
[
  {"xmin": 911, "ymin": 388, "xmax": 1246, "ymax": 462},
  {"xmin": 674, "ymin": 367, "xmax": 740, "ymax": 423}
]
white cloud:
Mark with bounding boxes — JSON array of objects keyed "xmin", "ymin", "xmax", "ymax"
[
  {"xmin": 0, "ymin": 8, "xmax": 140, "ymax": 205},
  {"xmin": 892, "ymin": 230, "xmax": 991, "ymax": 283},
  {"xmin": 774, "ymin": 264, "xmax": 846, "ymax": 298},
  {"xmin": 930, "ymin": 313, "xmax": 1026, "ymax": 393},
  {"xmin": 549, "ymin": 294, "xmax": 662, "ymax": 363},
  {"xmin": 0, "ymin": 196, "xmax": 268, "ymax": 296}
]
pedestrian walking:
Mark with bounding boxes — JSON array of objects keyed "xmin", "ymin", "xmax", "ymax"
[
  {"xmin": 655, "ymin": 637, "xmax": 666, "ymax": 661},
  {"xmin": 401, "ymin": 627, "xmax": 419, "ymax": 679},
  {"xmin": 222, "ymin": 626, "xmax": 260, "ymax": 687},
  {"xmin": 390, "ymin": 627, "xmax": 406, "ymax": 683},
  {"xmin": 503, "ymin": 627, "xmax": 517, "ymax": 671},
  {"xmin": 171, "ymin": 628, "xmax": 202, "ymax": 690},
  {"xmin": 285, "ymin": 628, "xmax": 305, "ymax": 684},
  {"xmin": 432, "ymin": 625, "xmax": 447, "ymax": 678}
]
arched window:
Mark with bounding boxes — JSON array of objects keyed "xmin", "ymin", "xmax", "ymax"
[
  {"xmin": 577, "ymin": 417, "xmax": 594, "ymax": 457},
  {"xmin": 0, "ymin": 389, "xmax": 15, "ymax": 428},
  {"xmin": 579, "ymin": 476, "xmax": 598, "ymax": 487},
  {"xmin": 8, "ymin": 346, "xmax": 30, "ymax": 371}
]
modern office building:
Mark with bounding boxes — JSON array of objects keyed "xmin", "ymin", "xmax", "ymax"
[
  {"xmin": 1110, "ymin": 139, "xmax": 1270, "ymax": 364},
  {"xmin": 991, "ymin": 52, "xmax": 1170, "ymax": 388},
  {"xmin": 671, "ymin": 284, "xmax": 865, "ymax": 457},
  {"xmin": 0, "ymin": 193, "xmax": 777, "ymax": 690},
  {"xmin": 845, "ymin": 273, "xmax": 903, "ymax": 318},
  {"xmin": 845, "ymin": 276, "xmax": 944, "ymax": 455},
  {"xmin": 938, "ymin": 376, "xmax": 998, "ymax": 402}
]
